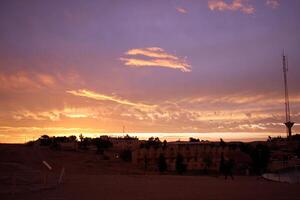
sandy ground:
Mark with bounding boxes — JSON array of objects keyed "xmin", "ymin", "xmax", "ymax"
[{"xmin": 1, "ymin": 144, "xmax": 300, "ymax": 200}]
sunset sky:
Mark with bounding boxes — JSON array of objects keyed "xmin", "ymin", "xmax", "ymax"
[{"xmin": 0, "ymin": 0, "xmax": 299, "ymax": 143}]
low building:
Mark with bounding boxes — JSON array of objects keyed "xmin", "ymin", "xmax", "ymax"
[{"xmin": 132, "ymin": 142, "xmax": 251, "ymax": 172}]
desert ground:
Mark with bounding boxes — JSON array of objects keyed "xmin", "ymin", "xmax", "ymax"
[{"xmin": 1, "ymin": 144, "xmax": 299, "ymax": 200}]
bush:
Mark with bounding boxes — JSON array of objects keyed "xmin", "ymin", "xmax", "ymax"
[
  {"xmin": 250, "ymin": 144, "xmax": 270, "ymax": 175},
  {"xmin": 120, "ymin": 149, "xmax": 132, "ymax": 162},
  {"xmin": 158, "ymin": 154, "xmax": 167, "ymax": 172},
  {"xmin": 296, "ymin": 145, "xmax": 300, "ymax": 158},
  {"xmin": 25, "ymin": 141, "xmax": 35, "ymax": 146},
  {"xmin": 39, "ymin": 135, "xmax": 52, "ymax": 146},
  {"xmin": 189, "ymin": 137, "xmax": 200, "ymax": 142},
  {"xmin": 202, "ymin": 153, "xmax": 212, "ymax": 172},
  {"xmin": 93, "ymin": 138, "xmax": 113, "ymax": 154},
  {"xmin": 176, "ymin": 153, "xmax": 186, "ymax": 174},
  {"xmin": 140, "ymin": 137, "xmax": 161, "ymax": 149},
  {"xmin": 50, "ymin": 140, "xmax": 61, "ymax": 151}
]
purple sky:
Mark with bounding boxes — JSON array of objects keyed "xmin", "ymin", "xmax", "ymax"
[{"xmin": 0, "ymin": 0, "xmax": 299, "ymax": 143}]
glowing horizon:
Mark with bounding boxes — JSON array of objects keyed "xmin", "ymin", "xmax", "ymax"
[{"xmin": 0, "ymin": 131, "xmax": 289, "ymax": 144}]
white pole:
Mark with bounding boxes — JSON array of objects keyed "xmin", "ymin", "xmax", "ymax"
[
  {"xmin": 58, "ymin": 167, "xmax": 65, "ymax": 184},
  {"xmin": 42, "ymin": 161, "xmax": 52, "ymax": 170}
]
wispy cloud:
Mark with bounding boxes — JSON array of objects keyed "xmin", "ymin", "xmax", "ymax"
[
  {"xmin": 208, "ymin": 0, "xmax": 255, "ymax": 14},
  {"xmin": 0, "ymin": 71, "xmax": 55, "ymax": 90},
  {"xmin": 125, "ymin": 47, "xmax": 177, "ymax": 60},
  {"xmin": 120, "ymin": 58, "xmax": 191, "ymax": 72},
  {"xmin": 12, "ymin": 107, "xmax": 99, "ymax": 121},
  {"xmin": 67, "ymin": 89, "xmax": 155, "ymax": 110},
  {"xmin": 0, "ymin": 70, "xmax": 84, "ymax": 91},
  {"xmin": 266, "ymin": 0, "xmax": 280, "ymax": 9},
  {"xmin": 176, "ymin": 7, "xmax": 187, "ymax": 14},
  {"xmin": 13, "ymin": 110, "xmax": 60, "ymax": 121},
  {"xmin": 121, "ymin": 47, "xmax": 191, "ymax": 72}
]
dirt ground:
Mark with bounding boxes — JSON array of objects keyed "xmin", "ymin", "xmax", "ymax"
[{"xmin": 1, "ymin": 144, "xmax": 299, "ymax": 200}]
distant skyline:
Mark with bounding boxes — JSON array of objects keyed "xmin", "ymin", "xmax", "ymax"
[{"xmin": 0, "ymin": 0, "xmax": 299, "ymax": 143}]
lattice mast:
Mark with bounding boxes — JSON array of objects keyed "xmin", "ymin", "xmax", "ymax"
[{"xmin": 282, "ymin": 52, "xmax": 294, "ymax": 137}]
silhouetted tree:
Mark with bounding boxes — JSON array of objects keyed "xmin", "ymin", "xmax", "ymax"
[
  {"xmin": 250, "ymin": 144, "xmax": 270, "ymax": 175},
  {"xmin": 175, "ymin": 153, "xmax": 186, "ymax": 174},
  {"xmin": 140, "ymin": 137, "xmax": 162, "ymax": 149},
  {"xmin": 39, "ymin": 135, "xmax": 52, "ymax": 146},
  {"xmin": 224, "ymin": 159, "xmax": 235, "ymax": 180},
  {"xmin": 189, "ymin": 137, "xmax": 200, "ymax": 142},
  {"xmin": 296, "ymin": 145, "xmax": 300, "ymax": 159},
  {"xmin": 202, "ymin": 153, "xmax": 212, "ymax": 173},
  {"xmin": 79, "ymin": 134, "xmax": 84, "ymax": 142},
  {"xmin": 163, "ymin": 140, "xmax": 167, "ymax": 149},
  {"xmin": 158, "ymin": 154, "xmax": 167, "ymax": 173},
  {"xmin": 267, "ymin": 136, "xmax": 272, "ymax": 142},
  {"xmin": 25, "ymin": 140, "xmax": 35, "ymax": 146},
  {"xmin": 220, "ymin": 138, "xmax": 226, "ymax": 148},
  {"xmin": 228, "ymin": 143, "xmax": 237, "ymax": 150},
  {"xmin": 79, "ymin": 134, "xmax": 90, "ymax": 150},
  {"xmin": 93, "ymin": 138, "xmax": 113, "ymax": 154},
  {"xmin": 122, "ymin": 134, "xmax": 138, "ymax": 140},
  {"xmin": 291, "ymin": 134, "xmax": 300, "ymax": 141},
  {"xmin": 68, "ymin": 135, "xmax": 77, "ymax": 142},
  {"xmin": 239, "ymin": 142, "xmax": 252, "ymax": 154},
  {"xmin": 120, "ymin": 149, "xmax": 132, "ymax": 162},
  {"xmin": 219, "ymin": 152, "xmax": 225, "ymax": 175},
  {"xmin": 144, "ymin": 155, "xmax": 149, "ymax": 171},
  {"xmin": 50, "ymin": 138, "xmax": 61, "ymax": 150}
]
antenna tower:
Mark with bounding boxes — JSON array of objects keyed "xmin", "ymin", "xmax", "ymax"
[{"xmin": 282, "ymin": 52, "xmax": 294, "ymax": 138}]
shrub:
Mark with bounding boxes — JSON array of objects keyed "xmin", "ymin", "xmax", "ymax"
[
  {"xmin": 93, "ymin": 138, "xmax": 113, "ymax": 154},
  {"xmin": 39, "ymin": 135, "xmax": 52, "ymax": 146},
  {"xmin": 120, "ymin": 149, "xmax": 132, "ymax": 162},
  {"xmin": 175, "ymin": 153, "xmax": 186, "ymax": 174},
  {"xmin": 250, "ymin": 144, "xmax": 270, "ymax": 175},
  {"xmin": 202, "ymin": 153, "xmax": 212, "ymax": 172},
  {"xmin": 158, "ymin": 154, "xmax": 167, "ymax": 172}
]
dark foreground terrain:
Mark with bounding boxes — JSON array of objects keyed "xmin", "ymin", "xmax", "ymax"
[{"xmin": 0, "ymin": 144, "xmax": 299, "ymax": 200}]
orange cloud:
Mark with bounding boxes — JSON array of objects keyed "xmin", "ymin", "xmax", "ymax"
[
  {"xmin": 208, "ymin": 0, "xmax": 255, "ymax": 14},
  {"xmin": 176, "ymin": 7, "xmax": 187, "ymax": 14},
  {"xmin": 121, "ymin": 47, "xmax": 191, "ymax": 72}
]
